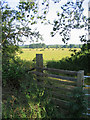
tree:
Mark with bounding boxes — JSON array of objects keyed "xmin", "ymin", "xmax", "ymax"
[
  {"xmin": 1, "ymin": 0, "xmax": 89, "ymax": 52},
  {"xmin": 1, "ymin": 0, "xmax": 44, "ymax": 53},
  {"xmin": 1, "ymin": 0, "xmax": 89, "ymax": 86},
  {"xmin": 1, "ymin": 0, "xmax": 45, "ymax": 87},
  {"xmin": 50, "ymin": 1, "xmax": 88, "ymax": 43},
  {"xmin": 42, "ymin": 43, "xmax": 46, "ymax": 48}
]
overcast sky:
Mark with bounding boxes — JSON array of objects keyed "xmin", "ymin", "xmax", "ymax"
[{"xmin": 5, "ymin": 0, "xmax": 89, "ymax": 45}]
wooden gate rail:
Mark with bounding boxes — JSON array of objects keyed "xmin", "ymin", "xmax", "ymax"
[
  {"xmin": 36, "ymin": 76, "xmax": 77, "ymax": 86},
  {"xmin": 36, "ymin": 67, "xmax": 78, "ymax": 76},
  {"xmin": 30, "ymin": 71, "xmax": 77, "ymax": 81},
  {"xmin": 36, "ymin": 81, "xmax": 75, "ymax": 92}
]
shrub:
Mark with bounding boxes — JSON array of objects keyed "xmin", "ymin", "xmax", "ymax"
[
  {"xmin": 40, "ymin": 49, "xmax": 44, "ymax": 51},
  {"xmin": 46, "ymin": 51, "xmax": 89, "ymax": 74},
  {"xmin": 2, "ymin": 73, "xmax": 55, "ymax": 119},
  {"xmin": 67, "ymin": 87, "xmax": 87, "ymax": 118},
  {"xmin": 2, "ymin": 56, "xmax": 33, "ymax": 89}
]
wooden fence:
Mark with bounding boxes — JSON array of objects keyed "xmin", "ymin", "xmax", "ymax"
[{"xmin": 30, "ymin": 54, "xmax": 89, "ymax": 115}]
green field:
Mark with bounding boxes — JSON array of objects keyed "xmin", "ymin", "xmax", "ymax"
[{"xmin": 17, "ymin": 48, "xmax": 81, "ymax": 61}]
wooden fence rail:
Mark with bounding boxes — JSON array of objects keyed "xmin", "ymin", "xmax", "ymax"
[
  {"xmin": 36, "ymin": 81, "xmax": 74, "ymax": 92},
  {"xmin": 36, "ymin": 67, "xmax": 78, "ymax": 75},
  {"xmin": 30, "ymin": 71, "xmax": 77, "ymax": 81},
  {"xmin": 30, "ymin": 54, "xmax": 88, "ymax": 116},
  {"xmin": 36, "ymin": 76, "xmax": 77, "ymax": 86}
]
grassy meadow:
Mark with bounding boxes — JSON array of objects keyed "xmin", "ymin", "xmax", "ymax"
[{"xmin": 17, "ymin": 48, "xmax": 81, "ymax": 61}]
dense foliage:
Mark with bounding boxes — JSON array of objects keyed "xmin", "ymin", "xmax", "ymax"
[
  {"xmin": 3, "ymin": 72, "xmax": 87, "ymax": 118},
  {"xmin": 67, "ymin": 87, "xmax": 87, "ymax": 118},
  {"xmin": 1, "ymin": 0, "xmax": 43, "ymax": 88},
  {"xmin": 47, "ymin": 46, "xmax": 90, "ymax": 75},
  {"xmin": 2, "ymin": 57, "xmax": 34, "ymax": 88}
]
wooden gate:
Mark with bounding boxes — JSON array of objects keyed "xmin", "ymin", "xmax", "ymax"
[{"xmin": 30, "ymin": 54, "xmax": 89, "ymax": 115}]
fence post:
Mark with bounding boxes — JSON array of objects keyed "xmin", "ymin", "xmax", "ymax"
[
  {"xmin": 36, "ymin": 54, "xmax": 43, "ymax": 81},
  {"xmin": 36, "ymin": 54, "xmax": 43, "ymax": 72},
  {"xmin": 77, "ymin": 70, "xmax": 84, "ymax": 87}
]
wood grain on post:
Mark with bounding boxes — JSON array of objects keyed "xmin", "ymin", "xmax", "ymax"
[
  {"xmin": 36, "ymin": 54, "xmax": 43, "ymax": 81},
  {"xmin": 77, "ymin": 70, "xmax": 84, "ymax": 87},
  {"xmin": 36, "ymin": 54, "xmax": 43, "ymax": 72}
]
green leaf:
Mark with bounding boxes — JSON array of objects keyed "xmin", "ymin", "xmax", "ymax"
[
  {"xmin": 31, "ymin": 16, "xmax": 34, "ymax": 20},
  {"xmin": 44, "ymin": 11, "xmax": 47, "ymax": 14},
  {"xmin": 53, "ymin": 27, "xmax": 56, "ymax": 31},
  {"xmin": 57, "ymin": 12, "xmax": 60, "ymax": 16}
]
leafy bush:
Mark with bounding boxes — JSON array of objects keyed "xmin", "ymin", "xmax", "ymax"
[
  {"xmin": 2, "ymin": 73, "xmax": 54, "ymax": 119},
  {"xmin": 67, "ymin": 87, "xmax": 87, "ymax": 118},
  {"xmin": 2, "ymin": 56, "xmax": 34, "ymax": 89},
  {"xmin": 3, "ymin": 71, "xmax": 88, "ymax": 119},
  {"xmin": 47, "ymin": 50, "xmax": 90, "ymax": 74}
]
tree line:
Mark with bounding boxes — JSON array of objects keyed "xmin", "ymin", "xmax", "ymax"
[{"xmin": 20, "ymin": 43, "xmax": 82, "ymax": 48}]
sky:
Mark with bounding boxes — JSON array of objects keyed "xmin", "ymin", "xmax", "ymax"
[{"xmin": 5, "ymin": 0, "xmax": 90, "ymax": 45}]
